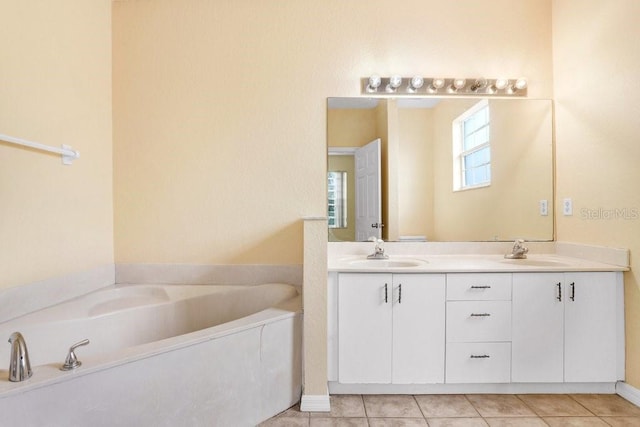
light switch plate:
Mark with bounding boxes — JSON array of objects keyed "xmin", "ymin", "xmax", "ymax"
[{"xmin": 539, "ymin": 200, "xmax": 548, "ymax": 216}]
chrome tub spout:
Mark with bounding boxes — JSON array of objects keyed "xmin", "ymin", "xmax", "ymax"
[{"xmin": 8, "ymin": 332, "xmax": 32, "ymax": 382}]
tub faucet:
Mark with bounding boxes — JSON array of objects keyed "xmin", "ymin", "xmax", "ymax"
[
  {"xmin": 367, "ymin": 237, "xmax": 389, "ymax": 259},
  {"xmin": 505, "ymin": 239, "xmax": 529, "ymax": 259},
  {"xmin": 8, "ymin": 332, "xmax": 32, "ymax": 382}
]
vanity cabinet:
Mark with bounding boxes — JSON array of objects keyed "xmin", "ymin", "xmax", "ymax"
[
  {"xmin": 337, "ymin": 273, "xmax": 446, "ymax": 384},
  {"xmin": 445, "ymin": 273, "xmax": 512, "ymax": 383},
  {"xmin": 512, "ymin": 272, "xmax": 618, "ymax": 383}
]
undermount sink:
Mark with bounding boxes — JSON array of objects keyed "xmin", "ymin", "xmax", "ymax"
[
  {"xmin": 500, "ymin": 258, "xmax": 571, "ymax": 267},
  {"xmin": 347, "ymin": 258, "xmax": 427, "ymax": 268}
]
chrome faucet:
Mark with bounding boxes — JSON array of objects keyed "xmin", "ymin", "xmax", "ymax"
[
  {"xmin": 8, "ymin": 332, "xmax": 32, "ymax": 382},
  {"xmin": 505, "ymin": 239, "xmax": 529, "ymax": 259},
  {"xmin": 367, "ymin": 237, "xmax": 389, "ymax": 259}
]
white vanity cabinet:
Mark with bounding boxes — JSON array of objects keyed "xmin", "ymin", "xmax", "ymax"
[
  {"xmin": 337, "ymin": 273, "xmax": 446, "ymax": 384},
  {"xmin": 512, "ymin": 272, "xmax": 619, "ymax": 383},
  {"xmin": 445, "ymin": 273, "xmax": 512, "ymax": 383}
]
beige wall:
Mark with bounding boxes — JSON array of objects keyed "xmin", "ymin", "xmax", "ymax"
[
  {"xmin": 398, "ymin": 108, "xmax": 435, "ymax": 240},
  {"xmin": 432, "ymin": 99, "xmax": 554, "ymax": 241},
  {"xmin": 0, "ymin": 1, "xmax": 113, "ymax": 289},
  {"xmin": 552, "ymin": 0, "xmax": 640, "ymax": 388},
  {"xmin": 113, "ymin": 0, "xmax": 552, "ymax": 395}
]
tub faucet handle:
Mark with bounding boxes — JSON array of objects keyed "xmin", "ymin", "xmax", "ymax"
[{"xmin": 60, "ymin": 339, "xmax": 90, "ymax": 371}]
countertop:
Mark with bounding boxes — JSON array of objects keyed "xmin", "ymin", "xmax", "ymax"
[{"xmin": 328, "ymin": 254, "xmax": 629, "ymax": 273}]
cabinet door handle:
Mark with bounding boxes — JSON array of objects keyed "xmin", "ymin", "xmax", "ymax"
[
  {"xmin": 470, "ymin": 285, "xmax": 491, "ymax": 289},
  {"xmin": 570, "ymin": 282, "xmax": 575, "ymax": 301},
  {"xmin": 470, "ymin": 355, "xmax": 490, "ymax": 359},
  {"xmin": 384, "ymin": 283, "xmax": 388, "ymax": 303},
  {"xmin": 470, "ymin": 313, "xmax": 491, "ymax": 317},
  {"xmin": 557, "ymin": 282, "xmax": 562, "ymax": 301},
  {"xmin": 398, "ymin": 284, "xmax": 402, "ymax": 304}
]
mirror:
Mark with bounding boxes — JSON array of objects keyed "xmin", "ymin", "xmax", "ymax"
[{"xmin": 327, "ymin": 97, "xmax": 554, "ymax": 242}]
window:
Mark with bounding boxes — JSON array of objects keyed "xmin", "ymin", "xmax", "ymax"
[
  {"xmin": 327, "ymin": 171, "xmax": 347, "ymax": 228},
  {"xmin": 452, "ymin": 100, "xmax": 491, "ymax": 191}
]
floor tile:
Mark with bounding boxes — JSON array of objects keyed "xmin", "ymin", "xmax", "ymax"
[
  {"xmin": 601, "ymin": 416, "xmax": 640, "ymax": 426},
  {"xmin": 426, "ymin": 418, "xmax": 489, "ymax": 427},
  {"xmin": 466, "ymin": 394, "xmax": 536, "ymax": 417},
  {"xmin": 570, "ymin": 394, "xmax": 640, "ymax": 417},
  {"xmin": 543, "ymin": 417, "xmax": 610, "ymax": 426},
  {"xmin": 518, "ymin": 394, "xmax": 593, "ymax": 416},
  {"xmin": 368, "ymin": 418, "xmax": 429, "ymax": 426},
  {"xmin": 310, "ymin": 395, "xmax": 366, "ymax": 418},
  {"xmin": 363, "ymin": 395, "xmax": 423, "ymax": 418},
  {"xmin": 309, "ymin": 418, "xmax": 369, "ymax": 427},
  {"xmin": 259, "ymin": 416, "xmax": 310, "ymax": 426},
  {"xmin": 485, "ymin": 418, "xmax": 549, "ymax": 427},
  {"xmin": 415, "ymin": 394, "xmax": 480, "ymax": 418}
]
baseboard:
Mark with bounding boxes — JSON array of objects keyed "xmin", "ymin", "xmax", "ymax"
[
  {"xmin": 300, "ymin": 394, "xmax": 331, "ymax": 412},
  {"xmin": 617, "ymin": 381, "xmax": 640, "ymax": 407}
]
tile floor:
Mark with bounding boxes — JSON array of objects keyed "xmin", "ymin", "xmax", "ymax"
[{"xmin": 260, "ymin": 394, "xmax": 640, "ymax": 426}]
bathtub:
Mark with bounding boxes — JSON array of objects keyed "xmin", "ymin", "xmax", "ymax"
[{"xmin": 0, "ymin": 283, "xmax": 302, "ymax": 426}]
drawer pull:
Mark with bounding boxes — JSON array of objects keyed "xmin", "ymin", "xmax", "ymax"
[
  {"xmin": 385, "ymin": 283, "xmax": 388, "ymax": 303},
  {"xmin": 557, "ymin": 282, "xmax": 562, "ymax": 302},
  {"xmin": 470, "ymin": 285, "xmax": 491, "ymax": 289},
  {"xmin": 470, "ymin": 313, "xmax": 491, "ymax": 317},
  {"xmin": 398, "ymin": 284, "xmax": 402, "ymax": 304},
  {"xmin": 470, "ymin": 355, "xmax": 491, "ymax": 359}
]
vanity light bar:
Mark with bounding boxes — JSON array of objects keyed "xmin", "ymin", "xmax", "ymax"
[{"xmin": 362, "ymin": 76, "xmax": 528, "ymax": 97}]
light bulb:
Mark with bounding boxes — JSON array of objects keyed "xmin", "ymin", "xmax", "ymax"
[
  {"xmin": 386, "ymin": 75, "xmax": 402, "ymax": 92},
  {"xmin": 366, "ymin": 75, "xmax": 382, "ymax": 93},
  {"xmin": 428, "ymin": 78, "xmax": 445, "ymax": 93},
  {"xmin": 407, "ymin": 76, "xmax": 424, "ymax": 93},
  {"xmin": 494, "ymin": 78, "xmax": 509, "ymax": 90},
  {"xmin": 448, "ymin": 78, "xmax": 466, "ymax": 93},
  {"xmin": 470, "ymin": 78, "xmax": 488, "ymax": 92},
  {"xmin": 506, "ymin": 78, "xmax": 527, "ymax": 94}
]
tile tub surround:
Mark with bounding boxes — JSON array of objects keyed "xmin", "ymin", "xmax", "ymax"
[{"xmin": 261, "ymin": 394, "xmax": 640, "ymax": 426}]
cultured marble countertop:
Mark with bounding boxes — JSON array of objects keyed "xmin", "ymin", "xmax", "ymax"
[{"xmin": 328, "ymin": 254, "xmax": 629, "ymax": 273}]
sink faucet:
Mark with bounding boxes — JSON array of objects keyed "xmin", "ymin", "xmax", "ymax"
[
  {"xmin": 8, "ymin": 332, "xmax": 32, "ymax": 382},
  {"xmin": 505, "ymin": 239, "xmax": 529, "ymax": 259},
  {"xmin": 367, "ymin": 237, "xmax": 389, "ymax": 259}
]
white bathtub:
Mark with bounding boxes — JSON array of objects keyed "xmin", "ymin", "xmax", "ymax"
[{"xmin": 0, "ymin": 283, "xmax": 302, "ymax": 426}]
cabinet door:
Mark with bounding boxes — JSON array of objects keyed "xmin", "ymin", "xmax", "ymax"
[
  {"xmin": 338, "ymin": 273, "xmax": 392, "ymax": 383},
  {"xmin": 564, "ymin": 272, "xmax": 617, "ymax": 382},
  {"xmin": 512, "ymin": 273, "xmax": 564, "ymax": 383},
  {"xmin": 392, "ymin": 274, "xmax": 445, "ymax": 384}
]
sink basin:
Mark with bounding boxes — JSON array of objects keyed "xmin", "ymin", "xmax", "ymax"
[
  {"xmin": 347, "ymin": 258, "xmax": 427, "ymax": 268},
  {"xmin": 500, "ymin": 258, "xmax": 571, "ymax": 267}
]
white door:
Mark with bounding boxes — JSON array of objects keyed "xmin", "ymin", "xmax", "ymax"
[
  {"xmin": 355, "ymin": 139, "xmax": 382, "ymax": 241},
  {"xmin": 564, "ymin": 272, "xmax": 617, "ymax": 382},
  {"xmin": 392, "ymin": 274, "xmax": 446, "ymax": 384},
  {"xmin": 512, "ymin": 272, "xmax": 564, "ymax": 383},
  {"xmin": 338, "ymin": 273, "xmax": 392, "ymax": 383}
]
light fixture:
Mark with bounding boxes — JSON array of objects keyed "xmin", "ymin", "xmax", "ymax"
[
  {"xmin": 386, "ymin": 75, "xmax": 402, "ymax": 93},
  {"xmin": 427, "ymin": 78, "xmax": 446, "ymax": 93},
  {"xmin": 360, "ymin": 76, "xmax": 527, "ymax": 96},
  {"xmin": 366, "ymin": 75, "xmax": 382, "ymax": 93},
  {"xmin": 407, "ymin": 76, "xmax": 424, "ymax": 93}
]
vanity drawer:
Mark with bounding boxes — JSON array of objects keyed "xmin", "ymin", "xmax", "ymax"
[
  {"xmin": 446, "ymin": 342, "xmax": 511, "ymax": 383},
  {"xmin": 447, "ymin": 273, "xmax": 511, "ymax": 301},
  {"xmin": 446, "ymin": 301, "xmax": 511, "ymax": 342}
]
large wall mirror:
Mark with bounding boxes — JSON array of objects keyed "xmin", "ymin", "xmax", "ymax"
[{"xmin": 327, "ymin": 97, "xmax": 554, "ymax": 242}]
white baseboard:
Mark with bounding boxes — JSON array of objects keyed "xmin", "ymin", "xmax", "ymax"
[
  {"xmin": 300, "ymin": 394, "xmax": 331, "ymax": 412},
  {"xmin": 617, "ymin": 381, "xmax": 640, "ymax": 407}
]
